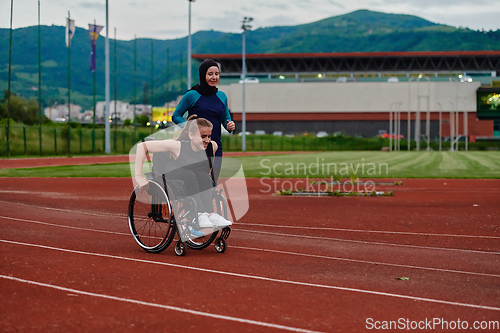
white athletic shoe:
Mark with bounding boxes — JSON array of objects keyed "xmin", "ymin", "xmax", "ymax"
[
  {"xmin": 208, "ymin": 213, "xmax": 232, "ymax": 228},
  {"xmin": 198, "ymin": 212, "xmax": 213, "ymax": 228}
]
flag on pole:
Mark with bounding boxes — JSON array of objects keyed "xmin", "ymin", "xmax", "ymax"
[
  {"xmin": 65, "ymin": 18, "xmax": 75, "ymax": 47},
  {"xmin": 88, "ymin": 24, "xmax": 104, "ymax": 72}
]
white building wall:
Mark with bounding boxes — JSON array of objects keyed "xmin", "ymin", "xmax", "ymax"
[{"xmin": 221, "ymin": 81, "xmax": 481, "ymax": 114}]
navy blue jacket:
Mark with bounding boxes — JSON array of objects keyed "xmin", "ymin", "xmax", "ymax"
[{"xmin": 172, "ymin": 90, "xmax": 231, "ymax": 151}]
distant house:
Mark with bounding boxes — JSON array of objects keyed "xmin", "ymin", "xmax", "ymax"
[
  {"xmin": 95, "ymin": 101, "xmax": 152, "ymax": 121},
  {"xmin": 44, "ymin": 103, "xmax": 82, "ymax": 122}
]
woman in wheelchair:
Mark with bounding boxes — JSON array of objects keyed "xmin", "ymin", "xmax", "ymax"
[{"xmin": 134, "ymin": 115, "xmax": 232, "ymax": 234}]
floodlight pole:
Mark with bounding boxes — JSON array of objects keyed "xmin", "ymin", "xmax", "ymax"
[
  {"xmin": 187, "ymin": 0, "xmax": 195, "ymax": 89},
  {"xmin": 241, "ymin": 17, "xmax": 252, "ymax": 152}
]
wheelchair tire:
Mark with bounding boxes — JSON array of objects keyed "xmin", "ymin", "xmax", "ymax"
[
  {"xmin": 174, "ymin": 240, "xmax": 186, "ymax": 256},
  {"xmin": 214, "ymin": 237, "xmax": 226, "ymax": 253},
  {"xmin": 128, "ymin": 181, "xmax": 176, "ymax": 253}
]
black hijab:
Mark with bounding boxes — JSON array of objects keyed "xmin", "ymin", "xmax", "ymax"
[{"xmin": 190, "ymin": 59, "xmax": 219, "ymax": 96}]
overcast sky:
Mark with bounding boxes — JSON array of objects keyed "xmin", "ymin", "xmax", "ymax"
[{"xmin": 1, "ymin": 0, "xmax": 499, "ymax": 41}]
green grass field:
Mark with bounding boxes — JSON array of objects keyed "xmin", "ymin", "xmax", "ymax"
[{"xmin": 1, "ymin": 151, "xmax": 499, "ymax": 179}]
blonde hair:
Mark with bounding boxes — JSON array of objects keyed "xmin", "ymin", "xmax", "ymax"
[{"xmin": 177, "ymin": 115, "xmax": 212, "ymax": 141}]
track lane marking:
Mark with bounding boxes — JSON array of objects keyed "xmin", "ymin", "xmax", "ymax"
[
  {"xmin": 0, "ymin": 216, "xmax": 130, "ymax": 236},
  {"xmin": 0, "ymin": 274, "xmax": 320, "ymax": 333},
  {"xmin": 1, "ymin": 199, "xmax": 498, "ymax": 239},
  {"xmin": 233, "ymin": 228, "xmax": 499, "ymax": 255},
  {"xmin": 230, "ymin": 246, "xmax": 500, "ymax": 278},
  {"xmin": 1, "ymin": 239, "xmax": 499, "ymax": 312},
  {"xmin": 239, "ymin": 222, "xmax": 500, "ymax": 239},
  {"xmin": 2, "ymin": 215, "xmax": 500, "ymax": 279}
]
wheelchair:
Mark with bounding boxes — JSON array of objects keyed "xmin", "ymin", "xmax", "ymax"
[{"xmin": 127, "ymin": 152, "xmax": 231, "ymax": 256}]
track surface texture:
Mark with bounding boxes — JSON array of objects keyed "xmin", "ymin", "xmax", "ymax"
[
  {"xmin": 0, "ymin": 175, "xmax": 499, "ymax": 332},
  {"xmin": 0, "ymin": 152, "xmax": 311, "ymax": 169}
]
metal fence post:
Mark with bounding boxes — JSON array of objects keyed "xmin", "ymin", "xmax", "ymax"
[
  {"xmin": 23, "ymin": 126, "xmax": 27, "ymax": 154},
  {"xmin": 54, "ymin": 128, "xmax": 57, "ymax": 154}
]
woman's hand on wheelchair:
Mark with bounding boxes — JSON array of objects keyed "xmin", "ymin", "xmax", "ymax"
[{"xmin": 135, "ymin": 176, "xmax": 149, "ymax": 189}]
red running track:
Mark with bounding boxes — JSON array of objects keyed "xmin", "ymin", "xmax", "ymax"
[
  {"xmin": 0, "ymin": 152, "xmax": 313, "ymax": 169},
  {"xmin": 0, "ymin": 177, "xmax": 499, "ymax": 332}
]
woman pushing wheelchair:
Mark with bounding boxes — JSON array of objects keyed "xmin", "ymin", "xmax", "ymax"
[{"xmin": 134, "ymin": 115, "xmax": 233, "ymax": 234}]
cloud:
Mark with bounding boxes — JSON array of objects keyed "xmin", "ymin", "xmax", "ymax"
[
  {"xmin": 326, "ymin": 0, "xmax": 345, "ymax": 9},
  {"xmin": 152, "ymin": 29, "xmax": 186, "ymax": 39},
  {"xmin": 77, "ymin": 2, "xmax": 105, "ymax": 10},
  {"xmin": 379, "ymin": 0, "xmax": 496, "ymax": 10},
  {"xmin": 259, "ymin": 15, "xmax": 301, "ymax": 28}
]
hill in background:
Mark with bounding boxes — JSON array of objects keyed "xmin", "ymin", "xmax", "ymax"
[{"xmin": 1, "ymin": 9, "xmax": 500, "ymax": 110}]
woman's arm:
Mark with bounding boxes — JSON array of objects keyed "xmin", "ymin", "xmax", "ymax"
[
  {"xmin": 134, "ymin": 140, "xmax": 181, "ymax": 187},
  {"xmin": 211, "ymin": 141, "xmax": 218, "ymax": 153},
  {"xmin": 218, "ymin": 91, "xmax": 235, "ymax": 132},
  {"xmin": 172, "ymin": 91, "xmax": 201, "ymax": 125}
]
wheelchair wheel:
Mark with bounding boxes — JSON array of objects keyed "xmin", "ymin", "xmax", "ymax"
[
  {"xmin": 214, "ymin": 237, "xmax": 226, "ymax": 253},
  {"xmin": 174, "ymin": 240, "xmax": 186, "ymax": 256},
  {"xmin": 128, "ymin": 181, "xmax": 176, "ymax": 253}
]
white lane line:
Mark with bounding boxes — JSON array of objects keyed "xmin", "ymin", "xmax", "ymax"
[
  {"xmin": 2, "ymin": 213, "xmax": 498, "ymax": 260},
  {"xmin": 1, "ymin": 215, "xmax": 498, "ymax": 278},
  {"xmin": 1, "ymin": 239, "xmax": 499, "ymax": 312},
  {"xmin": 0, "ymin": 216, "xmax": 130, "ymax": 237},
  {"xmin": 233, "ymin": 228, "xmax": 499, "ymax": 255},
  {"xmin": 2, "ymin": 200, "xmax": 498, "ymax": 240},
  {"xmin": 239, "ymin": 223, "xmax": 500, "ymax": 239},
  {"xmin": 230, "ymin": 246, "xmax": 500, "ymax": 278},
  {"xmin": 0, "ymin": 199, "xmax": 118, "ymax": 218},
  {"xmin": 0, "ymin": 274, "xmax": 320, "ymax": 333}
]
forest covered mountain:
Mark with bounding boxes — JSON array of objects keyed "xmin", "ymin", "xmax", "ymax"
[{"xmin": 1, "ymin": 9, "xmax": 500, "ymax": 110}]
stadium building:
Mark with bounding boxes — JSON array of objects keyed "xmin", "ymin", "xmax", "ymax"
[{"xmin": 194, "ymin": 51, "xmax": 500, "ymax": 140}]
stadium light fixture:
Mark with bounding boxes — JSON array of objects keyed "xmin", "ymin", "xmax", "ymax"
[{"xmin": 241, "ymin": 16, "xmax": 253, "ymax": 152}]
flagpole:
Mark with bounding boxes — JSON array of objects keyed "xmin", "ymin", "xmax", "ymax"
[
  {"xmin": 6, "ymin": 0, "xmax": 14, "ymax": 156},
  {"xmin": 114, "ymin": 27, "xmax": 117, "ymax": 152},
  {"xmin": 151, "ymin": 40, "xmax": 154, "ymax": 109},
  {"xmin": 92, "ymin": 19, "xmax": 96, "ymax": 153},
  {"xmin": 105, "ymin": 0, "xmax": 111, "ymax": 154},
  {"xmin": 67, "ymin": 11, "xmax": 71, "ymax": 156},
  {"xmin": 38, "ymin": 0, "xmax": 42, "ymax": 156},
  {"xmin": 133, "ymin": 35, "xmax": 137, "ymax": 143},
  {"xmin": 166, "ymin": 47, "xmax": 170, "ymax": 108},
  {"xmin": 179, "ymin": 51, "xmax": 184, "ymax": 91}
]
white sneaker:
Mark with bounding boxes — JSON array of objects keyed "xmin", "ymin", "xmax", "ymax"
[
  {"xmin": 208, "ymin": 213, "xmax": 232, "ymax": 228},
  {"xmin": 198, "ymin": 213, "xmax": 213, "ymax": 228}
]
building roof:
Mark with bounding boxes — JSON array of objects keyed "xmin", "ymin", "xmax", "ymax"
[{"xmin": 192, "ymin": 51, "xmax": 500, "ymax": 76}]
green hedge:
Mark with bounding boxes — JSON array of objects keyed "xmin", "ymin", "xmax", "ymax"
[
  {"xmin": 0, "ymin": 124, "xmax": 153, "ymax": 156},
  {"xmin": 221, "ymin": 134, "xmax": 499, "ymax": 152},
  {"xmin": 1, "ymin": 126, "xmax": 499, "ymax": 157}
]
